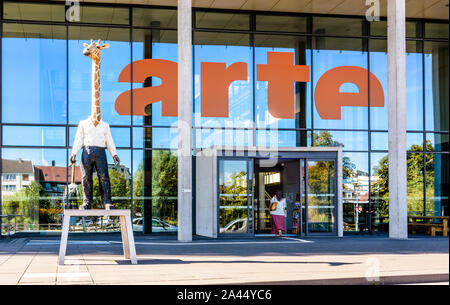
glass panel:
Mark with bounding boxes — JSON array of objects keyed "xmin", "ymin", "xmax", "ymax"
[
  {"xmin": 426, "ymin": 133, "xmax": 449, "ymax": 152},
  {"xmin": 426, "ymin": 154, "xmax": 449, "ymax": 217},
  {"xmin": 3, "ymin": 1, "xmax": 65, "ymax": 22},
  {"xmin": 342, "ymin": 153, "xmax": 369, "ymax": 232},
  {"xmin": 424, "ymin": 41, "xmax": 449, "ymax": 132},
  {"xmin": 407, "ymin": 133, "xmax": 424, "ymax": 151},
  {"xmin": 219, "ymin": 159, "xmax": 251, "ymax": 234},
  {"xmin": 312, "ymin": 37, "xmax": 368, "ymax": 129},
  {"xmin": 1, "ymin": 148, "xmax": 67, "ymax": 234},
  {"xmin": 371, "ymin": 132, "xmax": 388, "ymax": 151},
  {"xmin": 369, "ymin": 39, "xmax": 388, "ymax": 130},
  {"xmin": 370, "ymin": 21, "xmax": 422, "ymax": 37},
  {"xmin": 69, "ymin": 126, "xmax": 130, "ymax": 148},
  {"xmin": 254, "ymin": 35, "xmax": 311, "ymax": 129},
  {"xmin": 3, "ymin": 126, "xmax": 66, "ymax": 147},
  {"xmin": 314, "ymin": 130, "xmax": 367, "ymax": 151},
  {"xmin": 195, "ymin": 128, "xmax": 253, "ymax": 149},
  {"xmin": 132, "ymin": 127, "xmax": 177, "ymax": 149},
  {"xmin": 407, "ymin": 153, "xmax": 425, "ymax": 216},
  {"xmin": 313, "ymin": 17, "xmax": 363, "ymax": 36},
  {"xmin": 370, "ymin": 153, "xmax": 389, "ymax": 232},
  {"xmin": 132, "ymin": 29, "xmax": 178, "ymax": 126},
  {"xmin": 2, "ymin": 24, "xmax": 67, "ymax": 124},
  {"xmin": 132, "ymin": 8, "xmax": 177, "ymax": 28},
  {"xmin": 71, "ymin": 5, "xmax": 129, "ymax": 25},
  {"xmin": 132, "ymin": 150, "xmax": 178, "ymax": 233},
  {"xmin": 307, "ymin": 160, "xmax": 335, "ymax": 233},
  {"xmin": 255, "ymin": 15, "xmax": 307, "ymax": 32},
  {"xmin": 194, "ymin": 32, "xmax": 253, "ymax": 129},
  {"xmin": 256, "ymin": 130, "xmax": 310, "ymax": 148},
  {"xmin": 195, "ymin": 11, "xmax": 250, "ymax": 30},
  {"xmin": 406, "ymin": 40, "xmax": 424, "ymax": 131},
  {"xmin": 68, "ymin": 26, "xmax": 131, "ymax": 126},
  {"xmin": 425, "ymin": 23, "xmax": 449, "ymax": 39}
]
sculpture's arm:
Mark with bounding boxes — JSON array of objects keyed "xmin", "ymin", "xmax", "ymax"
[
  {"xmin": 105, "ymin": 123, "xmax": 118, "ymax": 161},
  {"xmin": 71, "ymin": 122, "xmax": 84, "ymax": 161}
]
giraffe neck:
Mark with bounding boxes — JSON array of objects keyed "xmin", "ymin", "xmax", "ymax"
[{"xmin": 91, "ymin": 58, "xmax": 101, "ymax": 126}]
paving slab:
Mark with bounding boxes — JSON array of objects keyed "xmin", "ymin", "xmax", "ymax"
[{"xmin": 0, "ymin": 235, "xmax": 448, "ymax": 285}]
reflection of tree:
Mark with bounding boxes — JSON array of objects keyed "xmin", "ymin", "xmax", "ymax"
[
  {"xmin": 89, "ymin": 170, "xmax": 131, "ymax": 209},
  {"xmin": 133, "ymin": 162, "xmax": 143, "ymax": 216},
  {"xmin": 151, "ymin": 151, "xmax": 178, "ymax": 225},
  {"xmin": 2, "ymin": 181, "xmax": 45, "ymax": 230},
  {"xmin": 313, "ymin": 131, "xmax": 355, "ymax": 179},
  {"xmin": 220, "ymin": 171, "xmax": 248, "ymax": 228},
  {"xmin": 372, "ymin": 140, "xmax": 435, "ymax": 218}
]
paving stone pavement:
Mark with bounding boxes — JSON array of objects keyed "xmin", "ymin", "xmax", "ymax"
[{"xmin": 0, "ymin": 234, "xmax": 448, "ymax": 285}]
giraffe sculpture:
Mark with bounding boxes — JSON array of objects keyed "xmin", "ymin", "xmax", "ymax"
[
  {"xmin": 83, "ymin": 39, "xmax": 109, "ymax": 126},
  {"xmin": 70, "ymin": 39, "xmax": 120, "ymax": 210}
]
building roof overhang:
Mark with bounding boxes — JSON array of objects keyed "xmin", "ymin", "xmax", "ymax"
[{"xmin": 61, "ymin": 0, "xmax": 449, "ymax": 20}]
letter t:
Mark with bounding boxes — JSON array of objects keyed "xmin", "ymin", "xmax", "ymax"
[{"xmin": 257, "ymin": 52, "xmax": 309, "ymax": 119}]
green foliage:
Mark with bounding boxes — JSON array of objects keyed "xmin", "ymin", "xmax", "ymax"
[
  {"xmin": 132, "ymin": 151, "xmax": 178, "ymax": 224},
  {"xmin": 2, "ymin": 181, "xmax": 46, "ymax": 228},
  {"xmin": 219, "ymin": 170, "xmax": 248, "ymax": 227},
  {"xmin": 371, "ymin": 140, "xmax": 436, "ymax": 217},
  {"xmin": 90, "ymin": 169, "xmax": 131, "ymax": 209}
]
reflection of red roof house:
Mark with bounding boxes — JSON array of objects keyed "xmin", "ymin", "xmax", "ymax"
[
  {"xmin": 35, "ymin": 166, "xmax": 82, "ymax": 183},
  {"xmin": 358, "ymin": 192, "xmax": 369, "ymax": 202}
]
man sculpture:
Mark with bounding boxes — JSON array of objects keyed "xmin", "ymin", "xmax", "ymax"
[{"xmin": 70, "ymin": 39, "xmax": 120, "ymax": 210}]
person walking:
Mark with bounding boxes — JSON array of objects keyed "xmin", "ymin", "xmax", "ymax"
[{"xmin": 269, "ymin": 190, "xmax": 286, "ymax": 237}]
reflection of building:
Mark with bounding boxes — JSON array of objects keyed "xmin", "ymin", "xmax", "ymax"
[
  {"xmin": 1, "ymin": 159, "xmax": 35, "ymax": 198},
  {"xmin": 34, "ymin": 165, "xmax": 82, "ymax": 198},
  {"xmin": 107, "ymin": 164, "xmax": 131, "ymax": 181}
]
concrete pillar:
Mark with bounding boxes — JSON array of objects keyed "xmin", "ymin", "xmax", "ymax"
[
  {"xmin": 177, "ymin": 0, "xmax": 193, "ymax": 242},
  {"xmin": 387, "ymin": 0, "xmax": 408, "ymax": 239}
]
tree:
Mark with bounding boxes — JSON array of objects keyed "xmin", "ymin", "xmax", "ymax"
[
  {"xmin": 371, "ymin": 140, "xmax": 435, "ymax": 218},
  {"xmin": 151, "ymin": 150, "xmax": 178, "ymax": 224},
  {"xmin": 313, "ymin": 130, "xmax": 356, "ymax": 180},
  {"xmin": 2, "ymin": 181, "xmax": 47, "ymax": 229}
]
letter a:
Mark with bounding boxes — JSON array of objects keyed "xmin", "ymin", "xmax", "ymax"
[{"xmin": 115, "ymin": 59, "xmax": 178, "ymax": 117}]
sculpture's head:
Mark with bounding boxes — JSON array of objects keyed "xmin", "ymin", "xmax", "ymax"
[{"xmin": 83, "ymin": 39, "xmax": 110, "ymax": 61}]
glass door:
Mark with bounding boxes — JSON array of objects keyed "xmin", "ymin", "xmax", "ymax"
[
  {"xmin": 306, "ymin": 160, "xmax": 336, "ymax": 234},
  {"xmin": 218, "ymin": 159, "xmax": 253, "ymax": 235}
]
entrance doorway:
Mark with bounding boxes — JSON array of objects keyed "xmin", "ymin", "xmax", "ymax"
[
  {"xmin": 194, "ymin": 147, "xmax": 342, "ymax": 238},
  {"xmin": 253, "ymin": 158, "xmax": 337, "ymax": 236},
  {"xmin": 215, "ymin": 150, "xmax": 339, "ymax": 237}
]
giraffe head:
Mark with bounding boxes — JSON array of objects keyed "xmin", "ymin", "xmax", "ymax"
[{"xmin": 83, "ymin": 39, "xmax": 110, "ymax": 61}]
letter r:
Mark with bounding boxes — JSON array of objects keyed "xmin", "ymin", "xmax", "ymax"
[{"xmin": 201, "ymin": 62, "xmax": 248, "ymax": 117}]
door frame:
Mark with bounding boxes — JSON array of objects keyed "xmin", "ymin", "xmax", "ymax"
[
  {"xmin": 217, "ymin": 157, "xmax": 254, "ymax": 237},
  {"xmin": 303, "ymin": 157, "xmax": 338, "ymax": 236}
]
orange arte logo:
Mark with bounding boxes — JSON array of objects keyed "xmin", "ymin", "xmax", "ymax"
[{"xmin": 115, "ymin": 51, "xmax": 384, "ymax": 120}]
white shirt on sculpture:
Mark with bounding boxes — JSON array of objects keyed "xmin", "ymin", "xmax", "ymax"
[
  {"xmin": 270, "ymin": 196, "xmax": 286, "ymax": 216},
  {"xmin": 72, "ymin": 118, "xmax": 117, "ymax": 157}
]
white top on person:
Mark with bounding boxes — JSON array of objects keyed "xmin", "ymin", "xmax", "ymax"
[
  {"xmin": 72, "ymin": 118, "xmax": 117, "ymax": 158},
  {"xmin": 270, "ymin": 196, "xmax": 286, "ymax": 216}
]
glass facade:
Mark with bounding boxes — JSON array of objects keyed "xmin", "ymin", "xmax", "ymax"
[{"xmin": 0, "ymin": 1, "xmax": 448, "ymax": 236}]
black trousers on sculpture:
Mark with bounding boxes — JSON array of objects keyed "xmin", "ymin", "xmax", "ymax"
[{"xmin": 80, "ymin": 146, "xmax": 112, "ymax": 207}]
